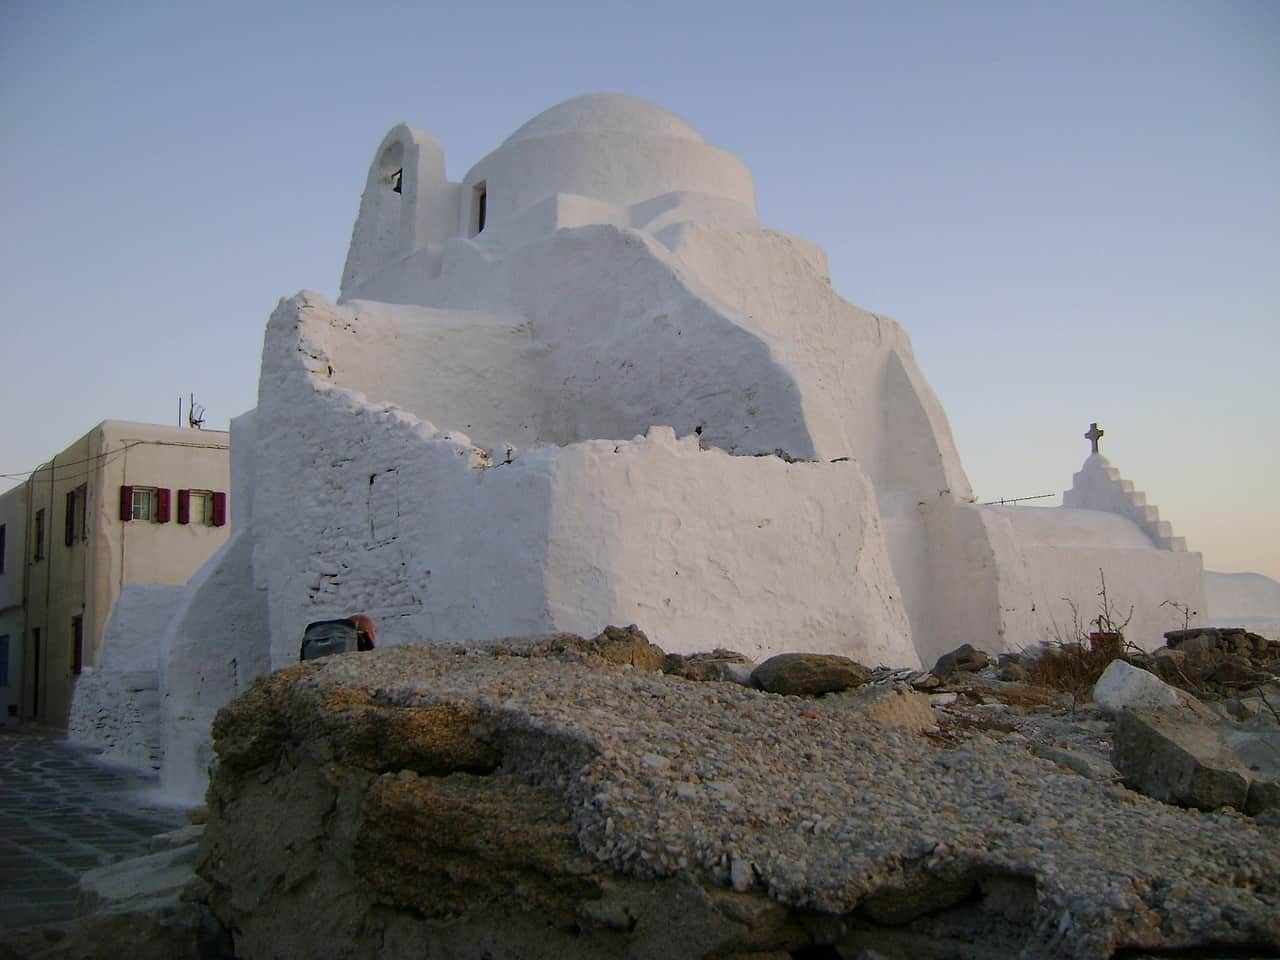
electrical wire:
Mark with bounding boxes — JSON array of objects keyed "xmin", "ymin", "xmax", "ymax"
[{"xmin": 0, "ymin": 436, "xmax": 229, "ymax": 483}]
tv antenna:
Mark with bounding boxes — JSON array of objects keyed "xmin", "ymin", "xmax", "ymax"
[{"xmin": 187, "ymin": 392, "xmax": 206, "ymax": 430}]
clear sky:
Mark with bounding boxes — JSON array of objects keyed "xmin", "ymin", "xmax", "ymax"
[{"xmin": 2, "ymin": 1, "xmax": 1277, "ymax": 580}]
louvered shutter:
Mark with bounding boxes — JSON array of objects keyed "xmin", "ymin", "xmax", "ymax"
[
  {"xmin": 177, "ymin": 489, "xmax": 190, "ymax": 525},
  {"xmin": 64, "ymin": 491, "xmax": 75, "ymax": 546},
  {"xmin": 211, "ymin": 491, "xmax": 227, "ymax": 527},
  {"xmin": 157, "ymin": 488, "xmax": 171, "ymax": 523},
  {"xmin": 120, "ymin": 486, "xmax": 133, "ymax": 521}
]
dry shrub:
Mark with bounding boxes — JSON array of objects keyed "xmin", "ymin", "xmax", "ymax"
[{"xmin": 1025, "ymin": 643, "xmax": 1123, "ymax": 700}]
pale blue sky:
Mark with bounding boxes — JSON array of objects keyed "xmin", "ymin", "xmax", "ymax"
[{"xmin": 2, "ymin": 1, "xmax": 1277, "ymax": 579}]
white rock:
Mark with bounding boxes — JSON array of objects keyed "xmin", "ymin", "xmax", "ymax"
[{"xmin": 1092, "ymin": 660, "xmax": 1180, "ymax": 713}]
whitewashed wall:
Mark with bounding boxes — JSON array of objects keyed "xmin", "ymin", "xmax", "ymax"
[{"xmin": 67, "ymin": 583, "xmax": 183, "ymax": 770}]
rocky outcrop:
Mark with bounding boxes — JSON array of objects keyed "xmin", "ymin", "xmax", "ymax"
[
  {"xmin": 663, "ymin": 649, "xmax": 755, "ymax": 685},
  {"xmin": 749, "ymin": 653, "xmax": 870, "ymax": 696},
  {"xmin": 931, "ymin": 644, "xmax": 991, "ymax": 679},
  {"xmin": 1094, "ymin": 657, "xmax": 1279, "ymax": 815},
  {"xmin": 1147, "ymin": 627, "xmax": 1280, "ymax": 697},
  {"xmin": 195, "ymin": 636, "xmax": 1280, "ymax": 960},
  {"xmin": 1112, "ymin": 708, "xmax": 1253, "ymax": 811}
]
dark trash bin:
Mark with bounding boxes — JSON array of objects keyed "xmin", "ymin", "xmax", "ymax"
[{"xmin": 300, "ymin": 618, "xmax": 361, "ymax": 661}]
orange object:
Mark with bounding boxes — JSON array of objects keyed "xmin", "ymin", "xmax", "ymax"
[{"xmin": 351, "ymin": 613, "xmax": 377, "ymax": 650}]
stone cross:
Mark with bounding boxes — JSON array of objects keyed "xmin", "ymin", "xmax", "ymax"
[{"xmin": 1085, "ymin": 422, "xmax": 1104, "ymax": 454}]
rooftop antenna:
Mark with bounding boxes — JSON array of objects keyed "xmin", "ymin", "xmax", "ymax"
[{"xmin": 187, "ymin": 392, "xmax": 206, "ymax": 430}]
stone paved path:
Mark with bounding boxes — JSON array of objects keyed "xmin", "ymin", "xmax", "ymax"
[{"xmin": 0, "ymin": 730, "xmax": 189, "ymax": 929}]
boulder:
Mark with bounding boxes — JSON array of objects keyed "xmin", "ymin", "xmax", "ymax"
[
  {"xmin": 1093, "ymin": 660, "xmax": 1181, "ymax": 712},
  {"xmin": 750, "ymin": 653, "xmax": 870, "ymax": 696},
  {"xmin": 590, "ymin": 625, "xmax": 667, "ymax": 671},
  {"xmin": 931, "ymin": 644, "xmax": 990, "ymax": 678},
  {"xmin": 1112, "ymin": 708, "xmax": 1251, "ymax": 811},
  {"xmin": 192, "ymin": 642, "xmax": 1280, "ymax": 960}
]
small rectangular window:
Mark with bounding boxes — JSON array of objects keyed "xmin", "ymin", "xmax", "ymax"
[
  {"xmin": 63, "ymin": 484, "xmax": 87, "ymax": 546},
  {"xmin": 131, "ymin": 487, "xmax": 156, "ymax": 522},
  {"xmin": 0, "ymin": 634, "xmax": 8, "ymax": 687},
  {"xmin": 33, "ymin": 509, "xmax": 45, "ymax": 560}
]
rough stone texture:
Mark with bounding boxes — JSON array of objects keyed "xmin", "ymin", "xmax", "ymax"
[
  {"xmin": 1092, "ymin": 659, "xmax": 1182, "ymax": 713},
  {"xmin": 663, "ymin": 649, "xmax": 755, "ymax": 685},
  {"xmin": 77, "ymin": 843, "xmax": 201, "ymax": 917},
  {"xmin": 827, "ymin": 685, "xmax": 936, "ymax": 733},
  {"xmin": 65, "ymin": 669, "xmax": 163, "ymax": 772},
  {"xmin": 475, "ymin": 625, "xmax": 666, "ymax": 673},
  {"xmin": 0, "ymin": 907, "xmax": 231, "ymax": 960},
  {"xmin": 1112, "ymin": 708, "xmax": 1251, "ymax": 811},
  {"xmin": 931, "ymin": 644, "xmax": 990, "ymax": 678},
  {"xmin": 198, "ymin": 642, "xmax": 1280, "ymax": 960},
  {"xmin": 750, "ymin": 653, "xmax": 871, "ymax": 696},
  {"xmin": 0, "ymin": 837, "xmax": 232, "ymax": 960}
]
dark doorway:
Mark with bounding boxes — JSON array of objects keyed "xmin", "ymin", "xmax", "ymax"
[
  {"xmin": 71, "ymin": 616, "xmax": 83, "ymax": 675},
  {"xmin": 472, "ymin": 182, "xmax": 487, "ymax": 235},
  {"xmin": 31, "ymin": 628, "xmax": 40, "ymax": 717}
]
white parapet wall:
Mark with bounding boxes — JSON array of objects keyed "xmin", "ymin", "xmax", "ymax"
[{"xmin": 67, "ymin": 583, "xmax": 184, "ymax": 771}]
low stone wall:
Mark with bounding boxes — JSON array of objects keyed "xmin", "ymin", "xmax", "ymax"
[{"xmin": 67, "ymin": 668, "xmax": 162, "ymax": 773}]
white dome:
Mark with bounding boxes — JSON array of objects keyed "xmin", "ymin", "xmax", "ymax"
[{"xmin": 503, "ymin": 93, "xmax": 705, "ymax": 145}]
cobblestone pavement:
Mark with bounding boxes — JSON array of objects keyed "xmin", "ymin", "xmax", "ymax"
[{"xmin": 0, "ymin": 730, "xmax": 189, "ymax": 929}]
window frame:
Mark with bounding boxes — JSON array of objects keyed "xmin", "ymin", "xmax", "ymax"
[
  {"xmin": 179, "ymin": 488, "xmax": 215, "ymax": 526},
  {"xmin": 132, "ymin": 487, "xmax": 157, "ymax": 523},
  {"xmin": 64, "ymin": 483, "xmax": 88, "ymax": 547}
]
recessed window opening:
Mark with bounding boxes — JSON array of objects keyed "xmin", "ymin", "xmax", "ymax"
[
  {"xmin": 33, "ymin": 509, "xmax": 45, "ymax": 561},
  {"xmin": 64, "ymin": 483, "xmax": 87, "ymax": 546},
  {"xmin": 378, "ymin": 141, "xmax": 405, "ymax": 196},
  {"xmin": 471, "ymin": 181, "xmax": 487, "ymax": 236},
  {"xmin": 181, "ymin": 489, "xmax": 214, "ymax": 525}
]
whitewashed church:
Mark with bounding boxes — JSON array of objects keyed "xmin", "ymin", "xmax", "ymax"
[{"xmin": 71, "ymin": 94, "xmax": 1278, "ymax": 801}]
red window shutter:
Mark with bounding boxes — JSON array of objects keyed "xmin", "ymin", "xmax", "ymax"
[
  {"xmin": 64, "ymin": 492, "xmax": 75, "ymax": 546},
  {"xmin": 211, "ymin": 491, "xmax": 227, "ymax": 527},
  {"xmin": 120, "ymin": 485, "xmax": 133, "ymax": 521},
  {"xmin": 156, "ymin": 488, "xmax": 171, "ymax": 523},
  {"xmin": 177, "ymin": 489, "xmax": 190, "ymax": 525}
]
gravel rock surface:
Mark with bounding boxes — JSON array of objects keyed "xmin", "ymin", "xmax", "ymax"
[{"xmin": 208, "ymin": 640, "xmax": 1280, "ymax": 959}]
